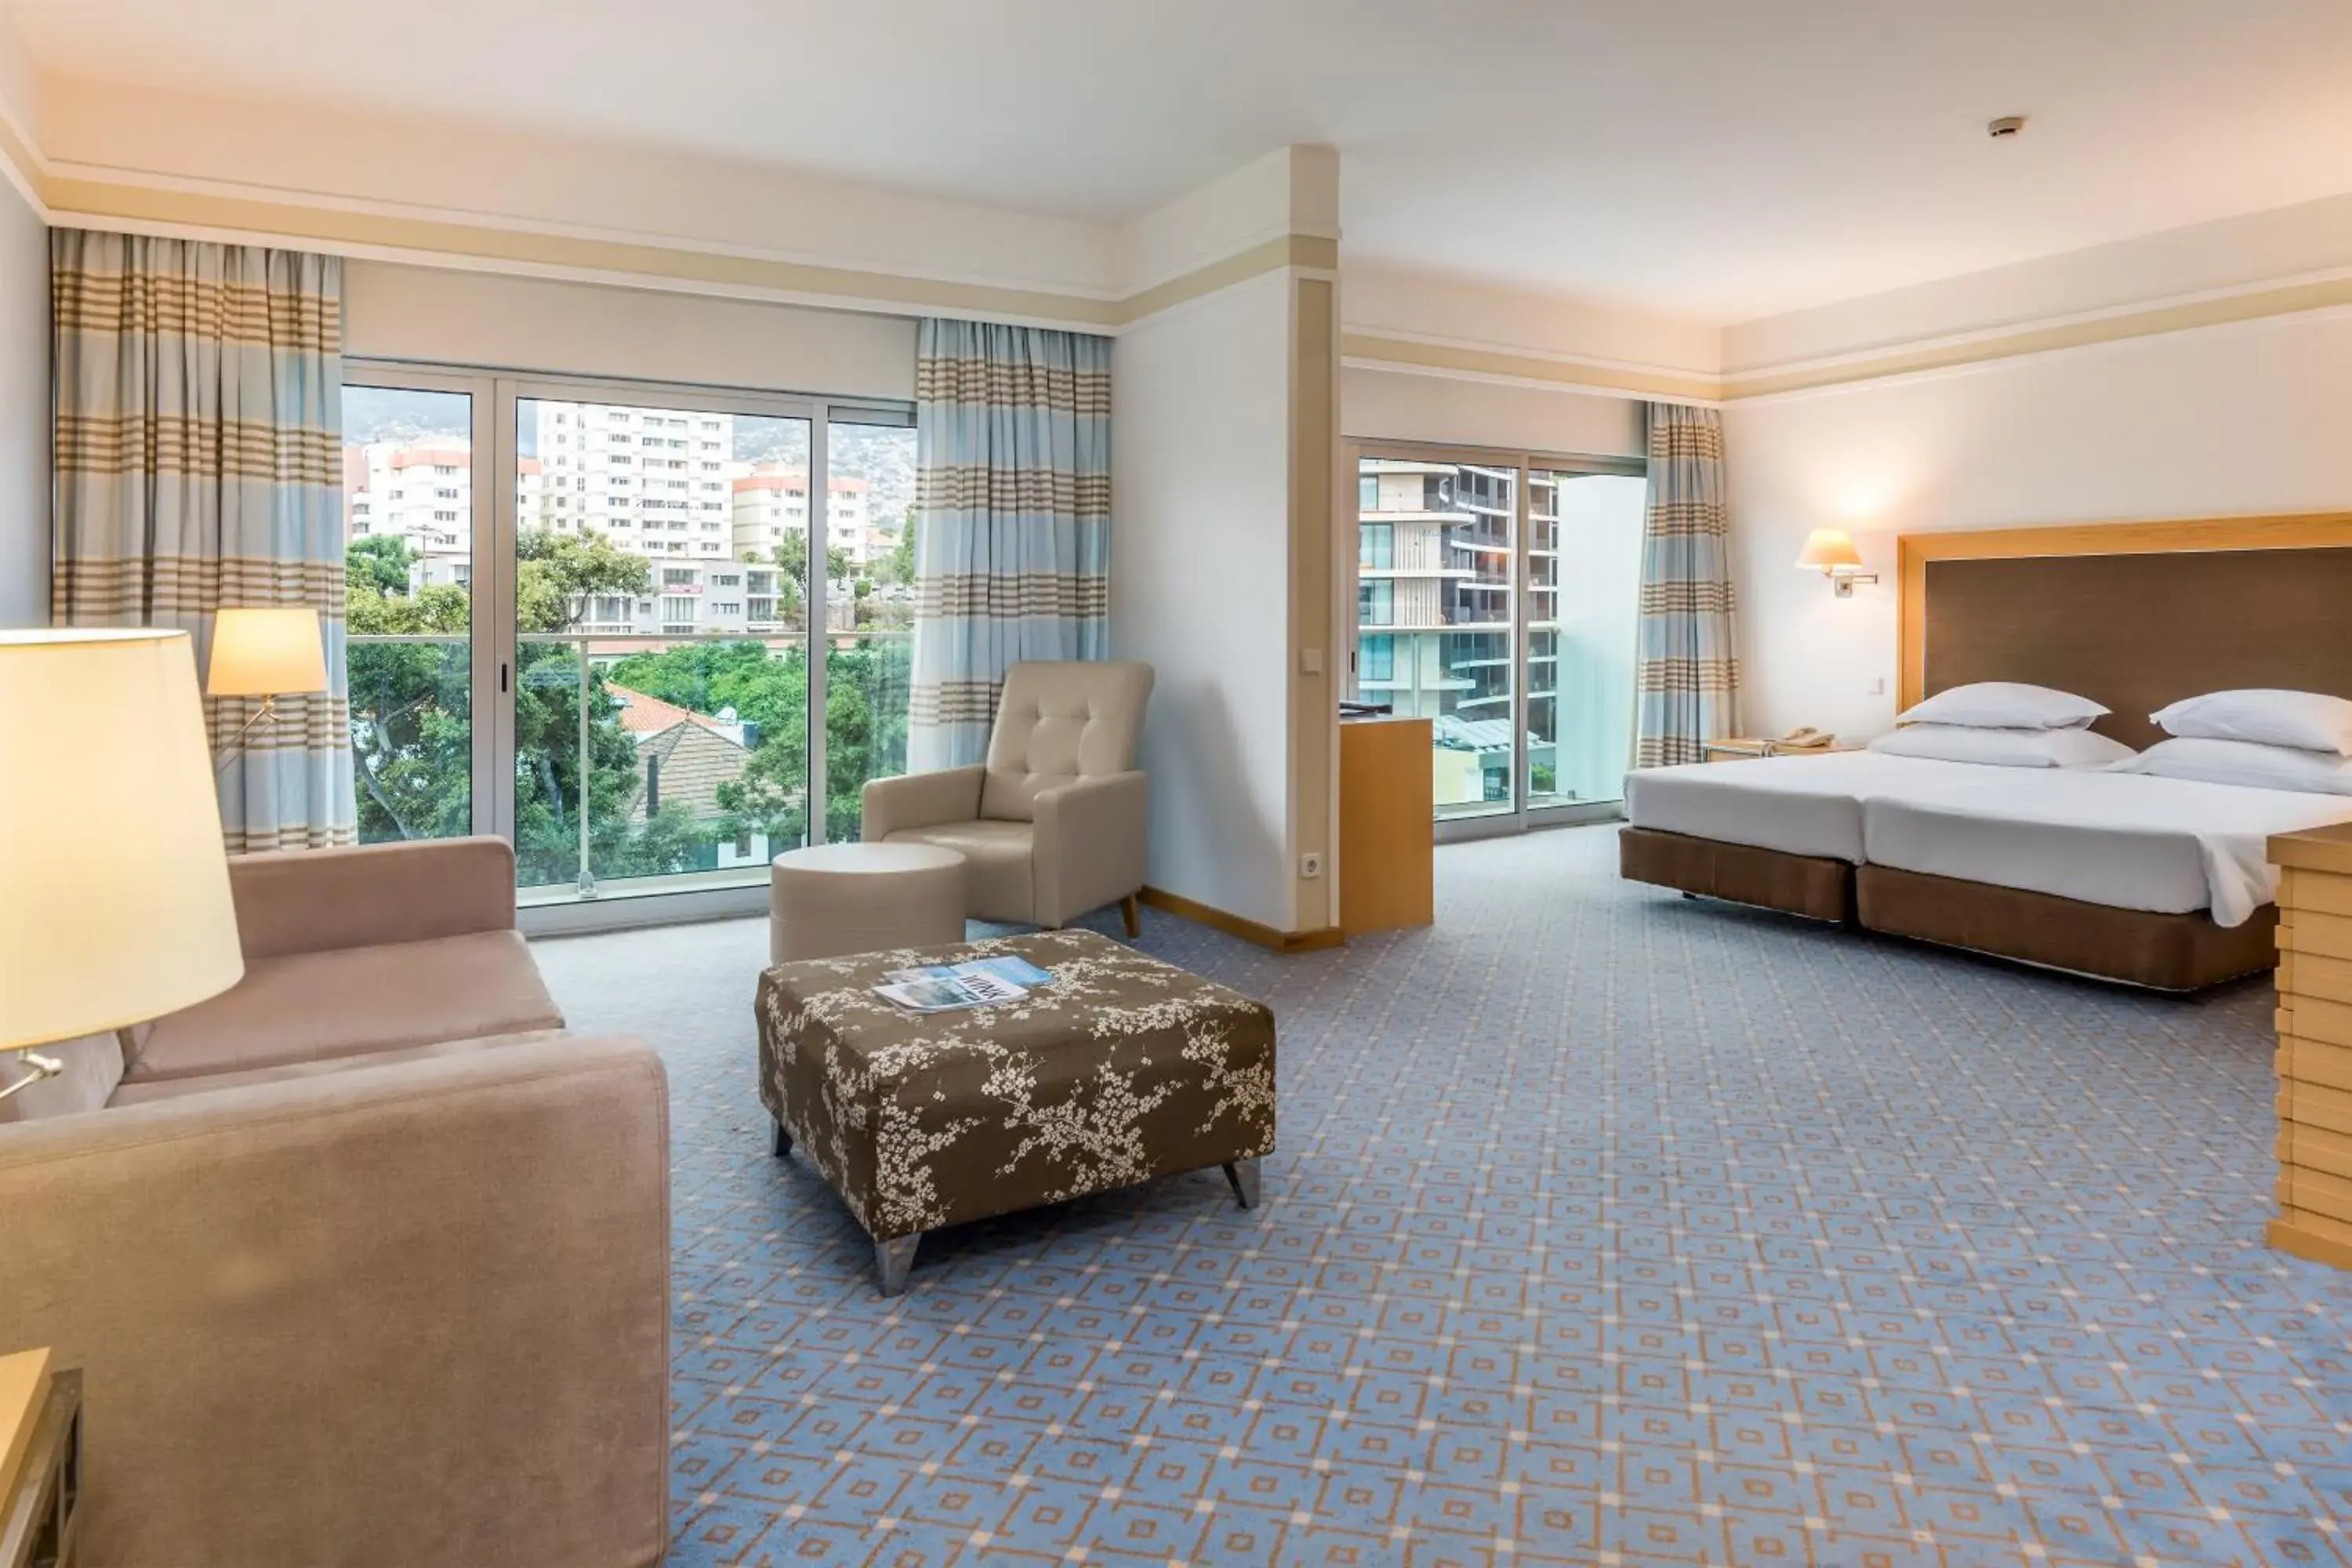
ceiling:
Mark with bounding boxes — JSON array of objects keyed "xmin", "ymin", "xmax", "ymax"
[{"xmin": 16, "ymin": 0, "xmax": 2352, "ymax": 324}]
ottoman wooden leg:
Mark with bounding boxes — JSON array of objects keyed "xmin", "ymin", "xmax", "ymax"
[
  {"xmin": 1223, "ymin": 1157, "xmax": 1261, "ymax": 1210},
  {"xmin": 772, "ymin": 1120, "xmax": 792, "ymax": 1158},
  {"xmin": 874, "ymin": 1233, "xmax": 920, "ymax": 1297},
  {"xmin": 1121, "ymin": 894, "xmax": 1142, "ymax": 938}
]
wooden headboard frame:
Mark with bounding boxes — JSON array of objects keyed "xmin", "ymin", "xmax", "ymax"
[{"xmin": 1896, "ymin": 512, "xmax": 2352, "ymax": 713}]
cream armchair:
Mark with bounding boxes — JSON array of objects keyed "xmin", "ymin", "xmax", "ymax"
[{"xmin": 865, "ymin": 660, "xmax": 1154, "ymax": 934}]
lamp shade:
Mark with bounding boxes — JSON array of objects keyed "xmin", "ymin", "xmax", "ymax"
[
  {"xmin": 0, "ymin": 630, "xmax": 244, "ymax": 1051},
  {"xmin": 1795, "ymin": 528, "xmax": 1865, "ymax": 572},
  {"xmin": 207, "ymin": 607, "xmax": 328, "ymax": 698}
]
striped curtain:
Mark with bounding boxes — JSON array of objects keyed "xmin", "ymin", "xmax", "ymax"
[
  {"xmin": 1633, "ymin": 402, "xmax": 1740, "ymax": 768},
  {"xmin": 53, "ymin": 229, "xmax": 353, "ymax": 852},
  {"xmin": 907, "ymin": 320, "xmax": 1111, "ymax": 771}
]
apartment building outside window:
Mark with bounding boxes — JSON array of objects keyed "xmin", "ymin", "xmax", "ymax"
[{"xmin": 1352, "ymin": 447, "xmax": 1646, "ymax": 833}]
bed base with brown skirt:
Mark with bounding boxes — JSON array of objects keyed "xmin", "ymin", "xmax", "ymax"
[
  {"xmin": 1853, "ymin": 864, "xmax": 2278, "ymax": 992},
  {"xmin": 1618, "ymin": 826, "xmax": 1854, "ymax": 924},
  {"xmin": 1621, "ymin": 827, "xmax": 2278, "ymax": 991}
]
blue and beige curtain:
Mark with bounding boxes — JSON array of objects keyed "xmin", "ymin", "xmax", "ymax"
[
  {"xmin": 907, "ymin": 320, "xmax": 1112, "ymax": 771},
  {"xmin": 53, "ymin": 229, "xmax": 352, "ymax": 851},
  {"xmin": 1633, "ymin": 401, "xmax": 1740, "ymax": 768}
]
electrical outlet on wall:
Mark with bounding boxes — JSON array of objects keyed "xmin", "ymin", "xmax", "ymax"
[
  {"xmin": 1300, "ymin": 852, "xmax": 1323, "ymax": 880},
  {"xmin": 1867, "ymin": 676, "xmax": 1886, "ymax": 696}
]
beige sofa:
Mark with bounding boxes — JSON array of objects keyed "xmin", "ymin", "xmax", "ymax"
[
  {"xmin": 864, "ymin": 660, "xmax": 1153, "ymax": 934},
  {"xmin": 0, "ymin": 837, "xmax": 670, "ymax": 1568}
]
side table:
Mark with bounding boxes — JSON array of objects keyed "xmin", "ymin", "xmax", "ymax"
[{"xmin": 0, "ymin": 1349, "xmax": 79, "ymax": 1568}]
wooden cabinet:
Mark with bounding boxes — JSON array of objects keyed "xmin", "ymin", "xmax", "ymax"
[
  {"xmin": 1339, "ymin": 717, "xmax": 1434, "ymax": 936},
  {"xmin": 0, "ymin": 1348, "xmax": 80, "ymax": 1568},
  {"xmin": 2270, "ymin": 822, "xmax": 2352, "ymax": 1272}
]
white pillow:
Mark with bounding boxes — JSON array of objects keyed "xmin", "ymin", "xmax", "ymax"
[
  {"xmin": 2150, "ymin": 689, "xmax": 2352, "ymax": 757},
  {"xmin": 2123, "ymin": 736, "xmax": 2352, "ymax": 796},
  {"xmin": 1867, "ymin": 723, "xmax": 2137, "ymax": 769},
  {"xmin": 1896, "ymin": 681, "xmax": 2107, "ymax": 731}
]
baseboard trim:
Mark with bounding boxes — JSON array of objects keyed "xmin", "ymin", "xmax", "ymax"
[
  {"xmin": 1142, "ymin": 887, "xmax": 1345, "ymax": 954},
  {"xmin": 2268, "ymin": 1218, "xmax": 2352, "ymax": 1273}
]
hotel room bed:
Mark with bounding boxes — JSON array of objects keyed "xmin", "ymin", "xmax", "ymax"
[
  {"xmin": 1857, "ymin": 771, "xmax": 2352, "ymax": 989},
  {"xmin": 1861, "ymin": 769, "xmax": 2352, "ymax": 927},
  {"xmin": 1621, "ymin": 511, "xmax": 2352, "ymax": 989},
  {"xmin": 1620, "ymin": 751, "xmax": 1994, "ymax": 924},
  {"xmin": 1624, "ymin": 760, "xmax": 2352, "ymax": 989}
]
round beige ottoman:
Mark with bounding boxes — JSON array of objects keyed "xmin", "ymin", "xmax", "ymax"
[{"xmin": 769, "ymin": 843, "xmax": 967, "ymax": 964}]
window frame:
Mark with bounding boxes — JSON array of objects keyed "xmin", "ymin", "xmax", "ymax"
[
  {"xmin": 1345, "ymin": 437, "xmax": 1647, "ymax": 845},
  {"xmin": 345, "ymin": 357, "xmax": 913, "ymax": 931}
]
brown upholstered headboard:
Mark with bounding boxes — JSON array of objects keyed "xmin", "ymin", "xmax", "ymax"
[{"xmin": 1898, "ymin": 515, "xmax": 2352, "ymax": 750}]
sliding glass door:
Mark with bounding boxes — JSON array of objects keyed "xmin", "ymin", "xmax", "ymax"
[
  {"xmin": 1350, "ymin": 445, "xmax": 1646, "ymax": 837},
  {"xmin": 344, "ymin": 372, "xmax": 495, "ymax": 843},
  {"xmin": 343, "ymin": 364, "xmax": 913, "ymax": 909}
]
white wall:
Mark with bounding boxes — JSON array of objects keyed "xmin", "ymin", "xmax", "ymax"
[
  {"xmin": 1726, "ymin": 310, "xmax": 2352, "ymax": 739},
  {"xmin": 1343, "ymin": 365, "xmax": 1645, "ymax": 458},
  {"xmin": 343, "ymin": 261, "xmax": 917, "ymax": 400},
  {"xmin": 0, "ymin": 173, "xmax": 45, "ymax": 627},
  {"xmin": 1112, "ymin": 272, "xmax": 1297, "ymax": 931}
]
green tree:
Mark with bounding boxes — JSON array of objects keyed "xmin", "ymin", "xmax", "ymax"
[
  {"xmin": 887, "ymin": 509, "xmax": 916, "ymax": 588},
  {"xmin": 347, "ymin": 533, "xmax": 416, "ymax": 597},
  {"xmin": 516, "ymin": 528, "xmax": 651, "ymax": 633},
  {"xmin": 347, "ymin": 522, "xmax": 906, "ymax": 886}
]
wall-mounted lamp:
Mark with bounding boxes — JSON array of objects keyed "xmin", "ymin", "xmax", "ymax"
[{"xmin": 1795, "ymin": 529, "xmax": 1878, "ymax": 598}]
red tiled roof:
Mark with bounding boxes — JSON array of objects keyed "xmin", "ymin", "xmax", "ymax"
[
  {"xmin": 606, "ymin": 683, "xmax": 739, "ymax": 739},
  {"xmin": 390, "ymin": 446, "xmax": 471, "ymax": 470},
  {"xmin": 732, "ymin": 466, "xmax": 870, "ymax": 496}
]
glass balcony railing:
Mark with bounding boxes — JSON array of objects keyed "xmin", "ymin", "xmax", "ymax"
[
  {"xmin": 347, "ymin": 629, "xmax": 913, "ymax": 903},
  {"xmin": 514, "ymin": 629, "xmax": 909, "ymax": 902},
  {"xmin": 350, "ymin": 634, "xmax": 473, "ymax": 845}
]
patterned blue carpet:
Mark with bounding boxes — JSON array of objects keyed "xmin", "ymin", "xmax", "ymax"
[{"xmin": 534, "ymin": 826, "xmax": 2352, "ymax": 1568}]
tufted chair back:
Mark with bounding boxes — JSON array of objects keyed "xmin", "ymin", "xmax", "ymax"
[{"xmin": 979, "ymin": 661, "xmax": 1155, "ymax": 821}]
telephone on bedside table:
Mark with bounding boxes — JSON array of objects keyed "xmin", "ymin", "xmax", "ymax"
[{"xmin": 1777, "ymin": 727, "xmax": 1833, "ymax": 750}]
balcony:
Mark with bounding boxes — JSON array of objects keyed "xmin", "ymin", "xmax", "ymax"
[{"xmin": 349, "ymin": 628, "xmax": 913, "ymax": 906}]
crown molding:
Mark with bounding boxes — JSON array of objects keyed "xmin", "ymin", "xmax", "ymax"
[
  {"xmin": 1721, "ymin": 263, "xmax": 2352, "ymax": 397},
  {"xmin": 1340, "ymin": 328, "xmax": 1722, "ymax": 405}
]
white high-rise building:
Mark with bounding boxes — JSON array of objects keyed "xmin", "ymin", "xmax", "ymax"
[
  {"xmin": 533, "ymin": 402, "xmax": 735, "ymax": 557},
  {"xmin": 345, "ymin": 437, "xmax": 466, "ymax": 559},
  {"xmin": 731, "ymin": 464, "xmax": 873, "ymax": 563},
  {"xmin": 343, "ymin": 438, "xmax": 543, "ymax": 570}
]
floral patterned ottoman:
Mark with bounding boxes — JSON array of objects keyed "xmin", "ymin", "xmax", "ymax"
[{"xmin": 753, "ymin": 929, "xmax": 1277, "ymax": 1294}]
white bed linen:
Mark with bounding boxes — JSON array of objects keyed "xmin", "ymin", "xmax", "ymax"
[
  {"xmin": 1862, "ymin": 771, "xmax": 2352, "ymax": 927},
  {"xmin": 1623, "ymin": 752, "xmax": 2008, "ymax": 864}
]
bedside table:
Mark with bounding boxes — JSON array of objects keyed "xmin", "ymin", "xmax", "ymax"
[{"xmin": 0, "ymin": 1349, "xmax": 80, "ymax": 1568}]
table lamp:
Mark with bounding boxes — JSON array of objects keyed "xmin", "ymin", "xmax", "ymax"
[
  {"xmin": 207, "ymin": 607, "xmax": 328, "ymax": 768},
  {"xmin": 0, "ymin": 630, "xmax": 245, "ymax": 1102}
]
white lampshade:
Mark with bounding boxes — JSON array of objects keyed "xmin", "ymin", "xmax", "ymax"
[
  {"xmin": 1795, "ymin": 528, "xmax": 1865, "ymax": 572},
  {"xmin": 0, "ymin": 630, "xmax": 245, "ymax": 1051},
  {"xmin": 207, "ymin": 607, "xmax": 328, "ymax": 698}
]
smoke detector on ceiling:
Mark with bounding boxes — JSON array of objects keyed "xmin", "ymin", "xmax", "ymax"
[{"xmin": 1987, "ymin": 116, "xmax": 2027, "ymax": 140}]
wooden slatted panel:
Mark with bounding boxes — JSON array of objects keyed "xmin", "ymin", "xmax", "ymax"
[
  {"xmin": 2286, "ymin": 868, "xmax": 2352, "ymax": 918},
  {"xmin": 2285, "ymin": 1167, "xmax": 2352, "ymax": 1223},
  {"xmin": 2282, "ymin": 1079, "xmax": 2352, "ymax": 1138},
  {"xmin": 2281, "ymin": 949, "xmax": 2352, "ymax": 1006},
  {"xmin": 2280, "ymin": 909, "xmax": 2352, "ymax": 958},
  {"xmin": 2270, "ymin": 834, "xmax": 2352, "ymax": 1272},
  {"xmin": 2288, "ymin": 995, "xmax": 2352, "ymax": 1047},
  {"xmin": 2282, "ymin": 1205, "xmax": 2352, "ymax": 1248},
  {"xmin": 2283, "ymin": 1121, "xmax": 2352, "ymax": 1181}
]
